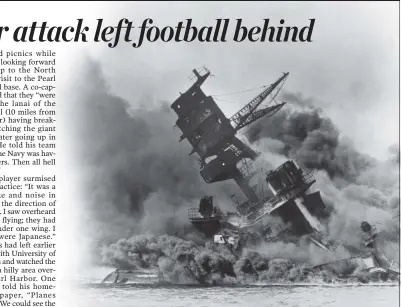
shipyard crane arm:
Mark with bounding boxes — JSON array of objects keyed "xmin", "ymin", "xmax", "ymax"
[{"xmin": 230, "ymin": 72, "xmax": 289, "ymax": 131}]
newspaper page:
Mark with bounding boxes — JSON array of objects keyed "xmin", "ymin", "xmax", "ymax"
[{"xmin": 0, "ymin": 2, "xmax": 399, "ymax": 307}]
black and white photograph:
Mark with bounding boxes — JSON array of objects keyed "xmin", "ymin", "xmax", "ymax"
[{"xmin": 0, "ymin": 1, "xmax": 399, "ymax": 307}]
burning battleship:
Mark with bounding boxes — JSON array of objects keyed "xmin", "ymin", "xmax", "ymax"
[
  {"xmin": 171, "ymin": 67, "xmax": 331, "ymax": 249},
  {"xmin": 101, "ymin": 67, "xmax": 399, "ymax": 285},
  {"xmin": 168, "ymin": 67, "xmax": 399, "ymax": 279}
]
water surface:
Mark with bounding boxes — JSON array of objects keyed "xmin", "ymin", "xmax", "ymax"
[{"xmin": 76, "ymin": 283, "xmax": 399, "ymax": 307}]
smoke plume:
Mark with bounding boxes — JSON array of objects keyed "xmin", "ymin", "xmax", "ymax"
[
  {"xmin": 69, "ymin": 59, "xmax": 241, "ymax": 259},
  {"xmin": 70, "ymin": 59, "xmax": 399, "ymax": 282},
  {"xmin": 245, "ymin": 93, "xmax": 399, "ymax": 263},
  {"xmin": 246, "ymin": 95, "xmax": 375, "ymax": 184}
]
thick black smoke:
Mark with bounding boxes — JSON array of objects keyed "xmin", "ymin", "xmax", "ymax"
[
  {"xmin": 70, "ymin": 60, "xmax": 399, "ymax": 282},
  {"xmin": 101, "ymin": 233, "xmax": 399, "ymax": 284},
  {"xmin": 244, "ymin": 93, "xmax": 399, "ymax": 260},
  {"xmin": 101, "ymin": 233, "xmax": 355, "ymax": 284},
  {"xmin": 246, "ymin": 94, "xmax": 374, "ymax": 184},
  {"xmin": 69, "ymin": 59, "xmax": 240, "ymax": 258}
]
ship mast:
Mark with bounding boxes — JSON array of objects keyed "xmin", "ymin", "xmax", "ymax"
[{"xmin": 170, "ymin": 67, "xmax": 288, "ymax": 206}]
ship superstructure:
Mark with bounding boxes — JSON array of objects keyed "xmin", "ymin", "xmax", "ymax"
[
  {"xmin": 100, "ymin": 67, "xmax": 399, "ymax": 285},
  {"xmin": 170, "ymin": 67, "xmax": 331, "ymax": 248},
  {"xmin": 171, "ymin": 67, "xmax": 286, "ymax": 204}
]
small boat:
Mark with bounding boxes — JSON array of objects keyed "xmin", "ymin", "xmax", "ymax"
[{"xmin": 101, "ymin": 269, "xmax": 164, "ymax": 285}]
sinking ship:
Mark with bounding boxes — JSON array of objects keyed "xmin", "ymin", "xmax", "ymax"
[
  {"xmin": 170, "ymin": 67, "xmax": 330, "ymax": 249},
  {"xmin": 101, "ymin": 67, "xmax": 399, "ymax": 285},
  {"xmin": 168, "ymin": 67, "xmax": 399, "ymax": 280}
]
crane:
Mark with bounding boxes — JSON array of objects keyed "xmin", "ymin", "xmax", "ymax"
[{"xmin": 229, "ymin": 72, "xmax": 289, "ymax": 131}]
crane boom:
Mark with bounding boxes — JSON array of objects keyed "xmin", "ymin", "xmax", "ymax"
[
  {"xmin": 234, "ymin": 102, "xmax": 287, "ymax": 131},
  {"xmin": 230, "ymin": 72, "xmax": 289, "ymax": 131}
]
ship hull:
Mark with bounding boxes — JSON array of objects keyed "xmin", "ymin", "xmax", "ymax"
[
  {"xmin": 101, "ymin": 269, "xmax": 161, "ymax": 285},
  {"xmin": 190, "ymin": 218, "xmax": 222, "ymax": 238}
]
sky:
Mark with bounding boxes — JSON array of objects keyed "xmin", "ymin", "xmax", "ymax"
[
  {"xmin": 85, "ymin": 1, "xmax": 399, "ymax": 160},
  {"xmin": 0, "ymin": 1, "xmax": 398, "ymax": 159}
]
